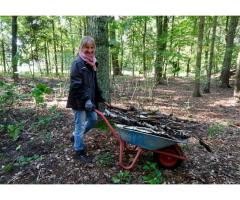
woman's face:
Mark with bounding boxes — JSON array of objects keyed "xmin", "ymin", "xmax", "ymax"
[{"xmin": 81, "ymin": 43, "xmax": 95, "ymax": 56}]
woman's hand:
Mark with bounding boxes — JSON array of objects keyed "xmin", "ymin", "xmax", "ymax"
[{"xmin": 85, "ymin": 99, "xmax": 94, "ymax": 111}]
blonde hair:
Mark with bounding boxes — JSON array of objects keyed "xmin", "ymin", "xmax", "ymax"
[{"xmin": 79, "ymin": 36, "xmax": 96, "ymax": 51}]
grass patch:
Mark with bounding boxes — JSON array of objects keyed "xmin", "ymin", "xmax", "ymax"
[
  {"xmin": 207, "ymin": 122, "xmax": 225, "ymax": 137},
  {"xmin": 16, "ymin": 154, "xmax": 42, "ymax": 167},
  {"xmin": 95, "ymin": 119, "xmax": 116, "ymax": 132}
]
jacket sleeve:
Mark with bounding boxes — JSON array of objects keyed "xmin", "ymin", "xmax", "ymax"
[{"xmin": 70, "ymin": 61, "xmax": 90, "ymax": 102}]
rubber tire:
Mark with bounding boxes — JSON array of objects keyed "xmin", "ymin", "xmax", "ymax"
[{"xmin": 154, "ymin": 145, "xmax": 183, "ymax": 169}]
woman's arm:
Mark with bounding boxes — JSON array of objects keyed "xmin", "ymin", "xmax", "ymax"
[{"xmin": 70, "ymin": 61, "xmax": 90, "ymax": 102}]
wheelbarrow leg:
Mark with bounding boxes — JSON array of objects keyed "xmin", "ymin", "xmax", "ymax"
[{"xmin": 118, "ymin": 140, "xmax": 143, "ymax": 170}]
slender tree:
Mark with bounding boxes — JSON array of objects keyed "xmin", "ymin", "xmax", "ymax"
[
  {"xmin": 109, "ymin": 18, "xmax": 121, "ymax": 76},
  {"xmin": 142, "ymin": 17, "xmax": 147, "ymax": 78},
  {"xmin": 220, "ymin": 16, "xmax": 239, "ymax": 88},
  {"xmin": 234, "ymin": 51, "xmax": 240, "ymax": 102},
  {"xmin": 155, "ymin": 16, "xmax": 164, "ymax": 84},
  {"xmin": 12, "ymin": 16, "xmax": 18, "ymax": 82},
  {"xmin": 51, "ymin": 19, "xmax": 58, "ymax": 75},
  {"xmin": 192, "ymin": 16, "xmax": 205, "ymax": 97},
  {"xmin": 204, "ymin": 16, "xmax": 218, "ymax": 93}
]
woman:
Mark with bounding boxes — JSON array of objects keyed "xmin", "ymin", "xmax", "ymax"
[{"xmin": 66, "ymin": 36, "xmax": 105, "ymax": 162}]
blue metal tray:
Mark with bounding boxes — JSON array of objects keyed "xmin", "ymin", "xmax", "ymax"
[{"xmin": 115, "ymin": 124, "xmax": 188, "ymax": 150}]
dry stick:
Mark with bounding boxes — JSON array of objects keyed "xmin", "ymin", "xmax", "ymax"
[
  {"xmin": 131, "ymin": 79, "xmax": 138, "ymax": 101},
  {"xmin": 166, "ymin": 77, "xmax": 174, "ymax": 116},
  {"xmin": 191, "ymin": 133, "xmax": 212, "ymax": 153}
]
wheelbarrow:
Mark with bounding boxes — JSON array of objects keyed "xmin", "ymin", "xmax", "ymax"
[{"xmin": 95, "ymin": 108, "xmax": 188, "ymax": 170}]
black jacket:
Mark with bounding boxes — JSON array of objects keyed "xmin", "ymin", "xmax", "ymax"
[{"xmin": 66, "ymin": 56, "xmax": 105, "ymax": 110}]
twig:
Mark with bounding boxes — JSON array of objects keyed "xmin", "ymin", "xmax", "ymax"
[{"xmin": 131, "ymin": 80, "xmax": 138, "ymax": 101}]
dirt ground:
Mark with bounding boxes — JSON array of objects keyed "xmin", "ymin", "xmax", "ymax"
[{"xmin": 0, "ymin": 76, "xmax": 239, "ymax": 184}]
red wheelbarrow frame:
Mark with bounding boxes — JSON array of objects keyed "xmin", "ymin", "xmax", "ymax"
[{"xmin": 95, "ymin": 109, "xmax": 187, "ymax": 170}]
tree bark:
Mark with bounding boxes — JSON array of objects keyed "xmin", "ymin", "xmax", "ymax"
[
  {"xmin": 60, "ymin": 27, "xmax": 64, "ymax": 75},
  {"xmin": 44, "ymin": 40, "xmax": 49, "ymax": 75},
  {"xmin": 51, "ymin": 19, "xmax": 58, "ymax": 75},
  {"xmin": 186, "ymin": 45, "xmax": 193, "ymax": 77},
  {"xmin": 1, "ymin": 20, "xmax": 6, "ymax": 73},
  {"xmin": 86, "ymin": 16, "xmax": 110, "ymax": 105},
  {"xmin": 110, "ymin": 18, "xmax": 121, "ymax": 76},
  {"xmin": 234, "ymin": 51, "xmax": 240, "ymax": 102},
  {"xmin": 155, "ymin": 16, "xmax": 164, "ymax": 84},
  {"xmin": 162, "ymin": 16, "xmax": 168, "ymax": 79},
  {"xmin": 192, "ymin": 16, "xmax": 205, "ymax": 97},
  {"xmin": 47, "ymin": 41, "xmax": 51, "ymax": 74},
  {"xmin": 220, "ymin": 16, "xmax": 239, "ymax": 88},
  {"xmin": 120, "ymin": 31, "xmax": 124, "ymax": 73},
  {"xmin": 1, "ymin": 39, "xmax": 6, "ymax": 73},
  {"xmin": 142, "ymin": 17, "xmax": 147, "ymax": 79},
  {"xmin": 12, "ymin": 16, "xmax": 18, "ymax": 82},
  {"xmin": 204, "ymin": 16, "xmax": 218, "ymax": 93}
]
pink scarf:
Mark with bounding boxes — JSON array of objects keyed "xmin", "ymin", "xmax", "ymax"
[{"xmin": 79, "ymin": 52, "xmax": 97, "ymax": 71}]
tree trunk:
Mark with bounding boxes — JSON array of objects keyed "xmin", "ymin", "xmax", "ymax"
[
  {"xmin": 51, "ymin": 19, "xmax": 58, "ymax": 75},
  {"xmin": 110, "ymin": 18, "xmax": 121, "ymax": 76},
  {"xmin": 192, "ymin": 16, "xmax": 205, "ymax": 97},
  {"xmin": 44, "ymin": 40, "xmax": 49, "ymax": 75},
  {"xmin": 187, "ymin": 18, "xmax": 198, "ymax": 77},
  {"xmin": 186, "ymin": 45, "xmax": 193, "ymax": 77},
  {"xmin": 30, "ymin": 42, "xmax": 35, "ymax": 79},
  {"xmin": 68, "ymin": 17, "xmax": 75, "ymax": 58},
  {"xmin": 120, "ymin": 33, "xmax": 124, "ymax": 73},
  {"xmin": 11, "ymin": 16, "xmax": 18, "ymax": 82},
  {"xmin": 220, "ymin": 16, "xmax": 239, "ymax": 88},
  {"xmin": 142, "ymin": 17, "xmax": 147, "ymax": 79},
  {"xmin": 234, "ymin": 51, "xmax": 240, "ymax": 102},
  {"xmin": 204, "ymin": 16, "xmax": 218, "ymax": 93},
  {"xmin": 155, "ymin": 16, "xmax": 164, "ymax": 84},
  {"xmin": 0, "ymin": 20, "xmax": 6, "ymax": 73},
  {"xmin": 86, "ymin": 16, "xmax": 110, "ymax": 105},
  {"xmin": 131, "ymin": 28, "xmax": 135, "ymax": 77},
  {"xmin": 60, "ymin": 27, "xmax": 64, "ymax": 75},
  {"xmin": 1, "ymin": 39, "xmax": 6, "ymax": 73},
  {"xmin": 47, "ymin": 41, "xmax": 51, "ymax": 74},
  {"xmin": 162, "ymin": 16, "xmax": 168, "ymax": 79}
]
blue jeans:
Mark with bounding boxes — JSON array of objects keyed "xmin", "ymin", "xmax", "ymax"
[{"xmin": 73, "ymin": 110, "xmax": 98, "ymax": 151}]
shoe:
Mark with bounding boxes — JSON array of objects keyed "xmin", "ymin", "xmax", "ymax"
[
  {"xmin": 73, "ymin": 151, "xmax": 92, "ymax": 163},
  {"xmin": 70, "ymin": 135, "xmax": 74, "ymax": 143}
]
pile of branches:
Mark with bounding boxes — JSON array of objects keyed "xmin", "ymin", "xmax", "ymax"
[{"xmin": 104, "ymin": 106, "xmax": 212, "ymax": 152}]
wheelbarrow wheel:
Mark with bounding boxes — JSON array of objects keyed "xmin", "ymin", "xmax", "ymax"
[{"xmin": 154, "ymin": 145, "xmax": 183, "ymax": 169}]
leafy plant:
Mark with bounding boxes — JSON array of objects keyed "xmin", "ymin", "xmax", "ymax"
[
  {"xmin": 42, "ymin": 132, "xmax": 52, "ymax": 145},
  {"xmin": 7, "ymin": 122, "xmax": 24, "ymax": 141},
  {"xmin": 2, "ymin": 163, "xmax": 14, "ymax": 173},
  {"xmin": 111, "ymin": 170, "xmax": 131, "ymax": 184},
  {"xmin": 31, "ymin": 83, "xmax": 52, "ymax": 106},
  {"xmin": 0, "ymin": 124, "xmax": 5, "ymax": 133},
  {"xmin": 29, "ymin": 114, "xmax": 60, "ymax": 131},
  {"xmin": 207, "ymin": 122, "xmax": 225, "ymax": 137},
  {"xmin": 0, "ymin": 81, "xmax": 16, "ymax": 108},
  {"xmin": 0, "ymin": 153, "xmax": 5, "ymax": 161},
  {"xmin": 142, "ymin": 161, "xmax": 164, "ymax": 184},
  {"xmin": 16, "ymin": 154, "xmax": 42, "ymax": 167},
  {"xmin": 96, "ymin": 152, "xmax": 114, "ymax": 167}
]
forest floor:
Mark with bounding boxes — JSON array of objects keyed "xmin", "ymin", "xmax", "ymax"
[{"xmin": 0, "ymin": 75, "xmax": 240, "ymax": 184}]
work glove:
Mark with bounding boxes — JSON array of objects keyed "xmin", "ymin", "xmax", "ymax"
[{"xmin": 85, "ymin": 99, "xmax": 94, "ymax": 111}]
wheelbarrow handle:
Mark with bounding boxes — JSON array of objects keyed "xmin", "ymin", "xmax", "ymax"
[
  {"xmin": 95, "ymin": 108, "xmax": 144, "ymax": 170},
  {"xmin": 94, "ymin": 109, "xmax": 120, "ymax": 141}
]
